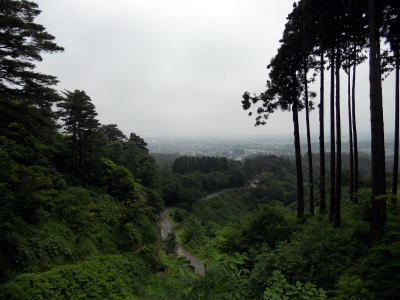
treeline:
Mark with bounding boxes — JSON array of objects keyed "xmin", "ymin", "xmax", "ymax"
[
  {"xmin": 242, "ymin": 155, "xmax": 296, "ymax": 178},
  {"xmin": 172, "ymin": 155, "xmax": 239, "ymax": 174},
  {"xmin": 158, "ymin": 158, "xmax": 400, "ymax": 299},
  {"xmin": 160, "ymin": 155, "xmax": 247, "ymax": 208},
  {"xmin": 0, "ymin": 1, "xmax": 162, "ymax": 298},
  {"xmin": 242, "ymin": 0, "xmax": 399, "ymax": 238}
]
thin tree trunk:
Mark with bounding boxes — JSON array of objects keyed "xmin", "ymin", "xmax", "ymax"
[
  {"xmin": 319, "ymin": 51, "xmax": 327, "ymax": 214},
  {"xmin": 352, "ymin": 56, "xmax": 359, "ymax": 204},
  {"xmin": 329, "ymin": 48, "xmax": 336, "ymax": 222},
  {"xmin": 348, "ymin": 66, "xmax": 354, "ymax": 202},
  {"xmin": 368, "ymin": 0, "xmax": 386, "ymax": 240},
  {"xmin": 335, "ymin": 46, "xmax": 342, "ymax": 228},
  {"xmin": 392, "ymin": 45, "xmax": 399, "ymax": 203},
  {"xmin": 304, "ymin": 63, "xmax": 314, "ymax": 215},
  {"xmin": 72, "ymin": 131, "xmax": 78, "ymax": 172},
  {"xmin": 292, "ymin": 75, "xmax": 304, "ymax": 219}
]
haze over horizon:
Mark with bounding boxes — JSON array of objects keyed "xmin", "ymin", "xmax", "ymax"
[{"xmin": 36, "ymin": 0, "xmax": 396, "ymax": 141}]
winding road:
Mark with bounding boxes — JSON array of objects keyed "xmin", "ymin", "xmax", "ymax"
[
  {"xmin": 159, "ymin": 183, "xmax": 257, "ymax": 275},
  {"xmin": 160, "ymin": 209, "xmax": 205, "ymax": 275}
]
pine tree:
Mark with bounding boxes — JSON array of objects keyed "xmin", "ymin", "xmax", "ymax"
[
  {"xmin": 58, "ymin": 90, "xmax": 99, "ymax": 171},
  {"xmin": 368, "ymin": 0, "xmax": 386, "ymax": 239},
  {"xmin": 0, "ymin": 0, "xmax": 63, "ymax": 106}
]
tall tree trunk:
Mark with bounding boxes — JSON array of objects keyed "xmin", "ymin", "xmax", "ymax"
[
  {"xmin": 292, "ymin": 75, "xmax": 304, "ymax": 218},
  {"xmin": 329, "ymin": 48, "xmax": 336, "ymax": 221},
  {"xmin": 368, "ymin": 0, "xmax": 386, "ymax": 240},
  {"xmin": 319, "ymin": 51, "xmax": 327, "ymax": 214},
  {"xmin": 392, "ymin": 44, "xmax": 399, "ymax": 203},
  {"xmin": 335, "ymin": 45, "xmax": 342, "ymax": 228},
  {"xmin": 348, "ymin": 66, "xmax": 354, "ymax": 202},
  {"xmin": 72, "ymin": 131, "xmax": 78, "ymax": 172},
  {"xmin": 304, "ymin": 63, "xmax": 314, "ymax": 215},
  {"xmin": 352, "ymin": 56, "xmax": 359, "ymax": 204}
]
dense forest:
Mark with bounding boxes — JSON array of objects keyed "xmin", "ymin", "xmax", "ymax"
[{"xmin": 1, "ymin": 0, "xmax": 400, "ymax": 299}]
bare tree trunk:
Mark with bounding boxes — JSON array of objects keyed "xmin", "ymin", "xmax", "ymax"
[
  {"xmin": 368, "ymin": 0, "xmax": 386, "ymax": 240},
  {"xmin": 335, "ymin": 46, "xmax": 342, "ymax": 228},
  {"xmin": 293, "ymin": 75, "xmax": 304, "ymax": 218},
  {"xmin": 319, "ymin": 51, "xmax": 327, "ymax": 214},
  {"xmin": 392, "ymin": 44, "xmax": 399, "ymax": 203},
  {"xmin": 304, "ymin": 63, "xmax": 314, "ymax": 215},
  {"xmin": 348, "ymin": 66, "xmax": 354, "ymax": 202},
  {"xmin": 352, "ymin": 57, "xmax": 359, "ymax": 203},
  {"xmin": 329, "ymin": 48, "xmax": 336, "ymax": 221}
]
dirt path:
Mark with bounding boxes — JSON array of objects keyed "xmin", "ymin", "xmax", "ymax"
[{"xmin": 160, "ymin": 209, "xmax": 205, "ymax": 275}]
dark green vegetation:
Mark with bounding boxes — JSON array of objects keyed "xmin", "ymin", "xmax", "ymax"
[
  {"xmin": 242, "ymin": 0, "xmax": 399, "ymax": 237},
  {"xmin": 142, "ymin": 154, "xmax": 400, "ymax": 299},
  {"xmin": 1, "ymin": 0, "xmax": 400, "ymax": 299},
  {"xmin": 0, "ymin": 1, "xmax": 159, "ymax": 298}
]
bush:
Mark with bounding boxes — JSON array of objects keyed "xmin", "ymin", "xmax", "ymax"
[
  {"xmin": 164, "ymin": 232, "xmax": 178, "ymax": 255},
  {"xmin": 0, "ymin": 254, "xmax": 150, "ymax": 300},
  {"xmin": 263, "ymin": 270, "xmax": 326, "ymax": 300}
]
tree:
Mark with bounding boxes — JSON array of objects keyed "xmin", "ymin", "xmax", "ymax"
[
  {"xmin": 368, "ymin": 0, "xmax": 387, "ymax": 239},
  {"xmin": 0, "ymin": 0, "xmax": 63, "ymax": 106},
  {"xmin": 329, "ymin": 48, "xmax": 336, "ymax": 222},
  {"xmin": 164, "ymin": 232, "xmax": 178, "ymax": 255},
  {"xmin": 58, "ymin": 90, "xmax": 99, "ymax": 171},
  {"xmin": 384, "ymin": 1, "xmax": 400, "ymax": 201},
  {"xmin": 97, "ymin": 124, "xmax": 126, "ymax": 143},
  {"xmin": 296, "ymin": 1, "xmax": 316, "ymax": 215},
  {"xmin": 129, "ymin": 133, "xmax": 148, "ymax": 152},
  {"xmin": 334, "ymin": 42, "xmax": 342, "ymax": 228},
  {"xmin": 242, "ymin": 53, "xmax": 304, "ymax": 218}
]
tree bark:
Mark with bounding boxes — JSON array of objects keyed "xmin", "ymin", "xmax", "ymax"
[
  {"xmin": 348, "ymin": 67, "xmax": 354, "ymax": 202},
  {"xmin": 334, "ymin": 45, "xmax": 342, "ymax": 228},
  {"xmin": 392, "ymin": 44, "xmax": 399, "ymax": 203},
  {"xmin": 368, "ymin": 0, "xmax": 386, "ymax": 240},
  {"xmin": 292, "ymin": 75, "xmax": 304, "ymax": 219},
  {"xmin": 304, "ymin": 62, "xmax": 314, "ymax": 215},
  {"xmin": 319, "ymin": 51, "xmax": 327, "ymax": 214},
  {"xmin": 352, "ymin": 56, "xmax": 359, "ymax": 204},
  {"xmin": 329, "ymin": 48, "xmax": 336, "ymax": 222}
]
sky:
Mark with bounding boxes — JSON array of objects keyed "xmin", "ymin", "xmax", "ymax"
[{"xmin": 35, "ymin": 0, "xmax": 396, "ymax": 141}]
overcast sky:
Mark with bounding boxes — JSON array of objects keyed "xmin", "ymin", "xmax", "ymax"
[{"xmin": 35, "ymin": 0, "xmax": 396, "ymax": 141}]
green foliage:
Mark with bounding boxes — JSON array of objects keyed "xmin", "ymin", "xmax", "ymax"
[
  {"xmin": 164, "ymin": 232, "xmax": 178, "ymax": 255},
  {"xmin": 191, "ymin": 189, "xmax": 256, "ymax": 227},
  {"xmin": 0, "ymin": 254, "xmax": 150, "ymax": 300},
  {"xmin": 252, "ymin": 171, "xmax": 296, "ymax": 205},
  {"xmin": 353, "ymin": 214, "xmax": 400, "ymax": 299},
  {"xmin": 249, "ymin": 216, "xmax": 368, "ymax": 295},
  {"xmin": 171, "ymin": 208, "xmax": 190, "ymax": 223},
  {"xmin": 0, "ymin": 0, "xmax": 63, "ymax": 104},
  {"xmin": 180, "ymin": 216, "xmax": 209, "ymax": 250},
  {"xmin": 99, "ymin": 134, "xmax": 156, "ymax": 187},
  {"xmin": 239, "ymin": 205, "xmax": 295, "ymax": 252},
  {"xmin": 176, "ymin": 189, "xmax": 257, "ymax": 251},
  {"xmin": 98, "ymin": 158, "xmax": 142, "ymax": 203},
  {"xmin": 0, "ymin": 2, "xmax": 164, "ymax": 298},
  {"xmin": 142, "ymin": 252, "xmax": 250, "ymax": 300},
  {"xmin": 263, "ymin": 270, "xmax": 326, "ymax": 300},
  {"xmin": 160, "ymin": 168, "xmax": 246, "ymax": 208},
  {"xmin": 172, "ymin": 156, "xmax": 231, "ymax": 174},
  {"xmin": 0, "ymin": 180, "xmax": 159, "ymax": 282},
  {"xmin": 58, "ymin": 90, "xmax": 100, "ymax": 172},
  {"xmin": 242, "ymin": 155, "xmax": 296, "ymax": 179},
  {"xmin": 332, "ymin": 275, "xmax": 373, "ymax": 300}
]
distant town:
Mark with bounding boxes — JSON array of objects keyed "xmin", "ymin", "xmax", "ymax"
[{"xmin": 146, "ymin": 136, "xmax": 380, "ymax": 160}]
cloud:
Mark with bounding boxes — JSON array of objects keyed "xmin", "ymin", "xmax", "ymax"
[{"xmin": 36, "ymin": 0, "xmax": 395, "ymax": 141}]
